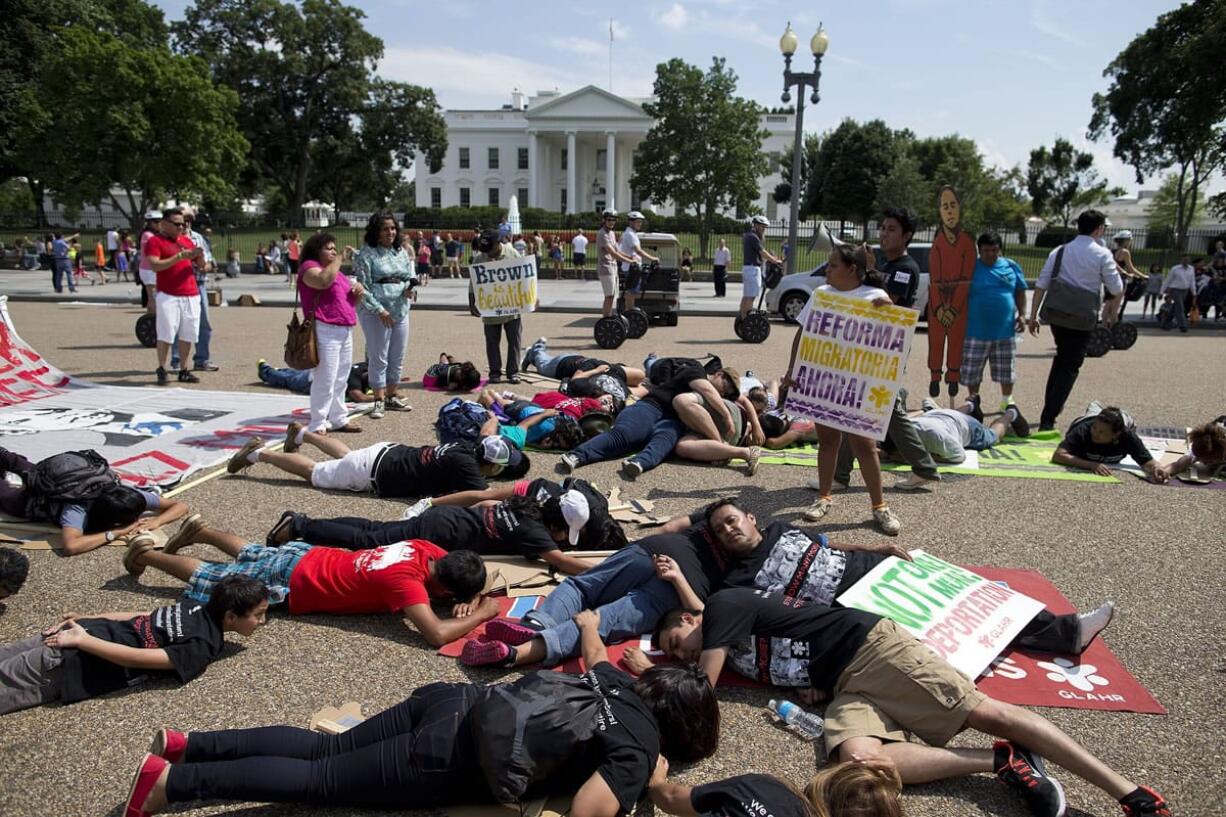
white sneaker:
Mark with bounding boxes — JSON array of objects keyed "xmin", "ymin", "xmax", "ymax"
[
  {"xmin": 802, "ymin": 497, "xmax": 833, "ymax": 521},
  {"xmin": 873, "ymin": 507, "xmax": 902, "ymax": 536},
  {"xmin": 621, "ymin": 459, "xmax": 644, "ymax": 478},
  {"xmin": 370, "ymin": 399, "xmax": 385, "ymax": 419},
  {"xmin": 805, "ymin": 478, "xmax": 849, "ymax": 493},
  {"xmin": 401, "ymin": 497, "xmax": 433, "ymax": 520},
  {"xmin": 744, "ymin": 446, "xmax": 761, "ymax": 477},
  {"xmin": 385, "ymin": 396, "xmax": 412, "ymax": 412},
  {"xmin": 895, "ymin": 472, "xmax": 940, "ymax": 492},
  {"xmin": 559, "ymin": 452, "xmax": 579, "ymax": 474}
]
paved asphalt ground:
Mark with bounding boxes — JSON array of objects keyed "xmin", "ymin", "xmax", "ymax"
[{"xmin": 0, "ymin": 298, "xmax": 1222, "ymax": 817}]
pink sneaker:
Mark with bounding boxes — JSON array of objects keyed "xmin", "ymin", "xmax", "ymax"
[
  {"xmin": 149, "ymin": 728, "xmax": 187, "ymax": 763},
  {"xmin": 485, "ymin": 617, "xmax": 541, "ymax": 646},
  {"xmin": 460, "ymin": 637, "xmax": 513, "ymax": 667},
  {"xmin": 124, "ymin": 753, "xmax": 168, "ymax": 817}
]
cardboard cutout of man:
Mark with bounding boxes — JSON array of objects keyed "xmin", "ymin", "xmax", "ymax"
[{"xmin": 927, "ymin": 186, "xmax": 976, "ymax": 397}]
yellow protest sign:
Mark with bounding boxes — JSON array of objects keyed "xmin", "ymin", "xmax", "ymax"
[
  {"xmin": 783, "ymin": 289, "xmax": 918, "ymax": 441},
  {"xmin": 470, "ymin": 255, "xmax": 538, "ymax": 318}
]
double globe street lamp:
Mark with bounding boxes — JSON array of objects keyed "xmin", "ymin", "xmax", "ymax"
[{"xmin": 779, "ymin": 21, "xmax": 828, "ymax": 276}]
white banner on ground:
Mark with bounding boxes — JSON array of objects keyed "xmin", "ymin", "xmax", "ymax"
[
  {"xmin": 782, "ymin": 290, "xmax": 917, "ymax": 441},
  {"xmin": 835, "ymin": 549, "xmax": 1044, "ymax": 679},
  {"xmin": 470, "ymin": 254, "xmax": 538, "ymax": 317},
  {"xmin": 0, "ymin": 296, "xmax": 307, "ymax": 489}
]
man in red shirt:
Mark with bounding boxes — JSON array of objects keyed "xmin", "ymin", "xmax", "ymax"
[
  {"xmin": 143, "ymin": 208, "xmax": 204, "ymax": 385},
  {"xmin": 123, "ymin": 522, "xmax": 498, "ymax": 647}
]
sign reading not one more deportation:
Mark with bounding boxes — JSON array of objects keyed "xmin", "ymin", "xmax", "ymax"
[
  {"xmin": 470, "ymin": 254, "xmax": 538, "ymax": 318},
  {"xmin": 782, "ymin": 290, "xmax": 917, "ymax": 441},
  {"xmin": 835, "ymin": 549, "xmax": 1045, "ymax": 680}
]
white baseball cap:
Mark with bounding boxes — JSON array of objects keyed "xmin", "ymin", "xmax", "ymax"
[{"xmin": 559, "ymin": 489, "xmax": 590, "ymax": 545}]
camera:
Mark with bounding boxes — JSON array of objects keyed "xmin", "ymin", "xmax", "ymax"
[{"xmin": 474, "ymin": 229, "xmax": 501, "ymax": 255}]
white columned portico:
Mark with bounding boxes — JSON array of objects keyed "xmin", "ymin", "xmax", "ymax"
[
  {"xmin": 605, "ymin": 132, "xmax": 616, "ymax": 212},
  {"xmin": 566, "ymin": 131, "xmax": 577, "ymax": 215},
  {"xmin": 527, "ymin": 131, "xmax": 539, "ymax": 208}
]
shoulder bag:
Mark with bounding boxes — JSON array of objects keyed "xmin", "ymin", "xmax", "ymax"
[
  {"xmin": 284, "ymin": 282, "xmax": 319, "ymax": 370},
  {"xmin": 1039, "ymin": 245, "xmax": 1101, "ymax": 331}
]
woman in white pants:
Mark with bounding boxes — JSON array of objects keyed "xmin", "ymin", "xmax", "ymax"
[{"xmin": 298, "ymin": 233, "xmax": 365, "ymax": 433}]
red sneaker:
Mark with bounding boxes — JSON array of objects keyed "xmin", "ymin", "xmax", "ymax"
[
  {"xmin": 460, "ymin": 637, "xmax": 514, "ymax": 667},
  {"xmin": 123, "ymin": 753, "xmax": 168, "ymax": 817},
  {"xmin": 148, "ymin": 728, "xmax": 187, "ymax": 763},
  {"xmin": 1120, "ymin": 786, "xmax": 1171, "ymax": 817},
  {"xmin": 485, "ymin": 617, "xmax": 541, "ymax": 646}
]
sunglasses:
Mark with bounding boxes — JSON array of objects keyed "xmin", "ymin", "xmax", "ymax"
[{"xmin": 167, "ymin": 221, "xmax": 185, "ymax": 227}]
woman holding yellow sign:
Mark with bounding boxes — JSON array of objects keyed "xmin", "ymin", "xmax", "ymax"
[{"xmin": 781, "ymin": 245, "xmax": 902, "ymax": 536}]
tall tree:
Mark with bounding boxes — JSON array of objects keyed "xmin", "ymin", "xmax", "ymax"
[
  {"xmin": 1026, "ymin": 138, "xmax": 1111, "ymax": 228},
  {"xmin": 631, "ymin": 57, "xmax": 768, "ymax": 258},
  {"xmin": 34, "ymin": 28, "xmax": 248, "ymax": 231},
  {"xmin": 1089, "ymin": 0, "xmax": 1226, "ymax": 251},
  {"xmin": 1147, "ymin": 173, "xmax": 1205, "ymax": 232},
  {"xmin": 175, "ymin": 0, "xmax": 445, "ymax": 224},
  {"xmin": 807, "ymin": 119, "xmax": 899, "ymax": 234},
  {"xmin": 872, "ymin": 152, "xmax": 928, "ymax": 218},
  {"xmin": 772, "ymin": 132, "xmax": 821, "ymax": 211}
]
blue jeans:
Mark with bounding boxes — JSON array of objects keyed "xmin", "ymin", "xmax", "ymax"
[
  {"xmin": 259, "ymin": 362, "xmax": 311, "ymax": 394},
  {"xmin": 172, "ymin": 286, "xmax": 211, "ymax": 368},
  {"xmin": 526, "ymin": 344, "xmax": 576, "ymax": 377},
  {"xmin": 569, "ymin": 400, "xmax": 682, "ymax": 472},
  {"xmin": 52, "ymin": 259, "xmax": 75, "ymax": 292},
  {"xmin": 359, "ymin": 311, "xmax": 410, "ymax": 389},
  {"xmin": 965, "ymin": 415, "xmax": 998, "ymax": 450},
  {"xmin": 525, "ymin": 545, "xmax": 680, "ymax": 664}
]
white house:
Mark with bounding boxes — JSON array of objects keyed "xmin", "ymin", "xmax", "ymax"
[{"xmin": 415, "ymin": 86, "xmax": 794, "ymax": 219}]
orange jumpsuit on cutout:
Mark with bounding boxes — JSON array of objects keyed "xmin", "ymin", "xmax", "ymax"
[{"xmin": 926, "ymin": 228, "xmax": 976, "ymax": 385}]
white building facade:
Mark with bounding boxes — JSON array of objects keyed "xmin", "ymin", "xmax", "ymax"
[{"xmin": 415, "ymin": 86, "xmax": 794, "ymax": 219}]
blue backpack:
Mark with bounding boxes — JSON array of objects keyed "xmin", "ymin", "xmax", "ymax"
[{"xmin": 435, "ymin": 398, "xmax": 489, "ymax": 444}]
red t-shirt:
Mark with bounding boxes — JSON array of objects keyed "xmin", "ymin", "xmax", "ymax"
[
  {"xmin": 145, "ymin": 233, "xmax": 199, "ymax": 296},
  {"xmin": 531, "ymin": 391, "xmax": 603, "ymax": 419},
  {"xmin": 287, "ymin": 540, "xmax": 443, "ymax": 615}
]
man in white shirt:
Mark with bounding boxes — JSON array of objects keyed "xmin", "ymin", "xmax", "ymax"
[
  {"xmin": 1027, "ymin": 209, "xmax": 1124, "ymax": 431},
  {"xmin": 571, "ymin": 231, "xmax": 589, "ymax": 273},
  {"xmin": 1160, "ymin": 254, "xmax": 1195, "ymax": 333},
  {"xmin": 104, "ymin": 228, "xmax": 119, "ymax": 271},
  {"xmin": 712, "ymin": 239, "xmax": 731, "ymax": 297},
  {"xmin": 618, "ymin": 211, "xmax": 658, "ymax": 314}
]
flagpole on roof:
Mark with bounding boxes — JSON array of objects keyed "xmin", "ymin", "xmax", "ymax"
[{"xmin": 609, "ymin": 18, "xmax": 614, "ymax": 93}]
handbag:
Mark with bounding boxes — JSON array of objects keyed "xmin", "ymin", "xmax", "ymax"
[
  {"xmin": 283, "ymin": 284, "xmax": 318, "ymax": 370},
  {"xmin": 1039, "ymin": 245, "xmax": 1101, "ymax": 331}
]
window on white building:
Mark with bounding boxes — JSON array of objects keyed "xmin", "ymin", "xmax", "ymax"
[
  {"xmin": 560, "ymin": 189, "xmax": 567, "ymax": 212},
  {"xmin": 517, "ymin": 148, "xmax": 529, "ymax": 170},
  {"xmin": 488, "ymin": 147, "xmax": 499, "ymax": 170},
  {"xmin": 459, "ymin": 187, "xmax": 471, "ymax": 207},
  {"xmin": 518, "ymin": 188, "xmax": 529, "ymax": 207},
  {"xmin": 596, "ymin": 149, "xmax": 607, "ymax": 167},
  {"xmin": 430, "ymin": 188, "xmax": 441, "ymax": 209},
  {"xmin": 561, "ymin": 149, "xmax": 567, "ymax": 170},
  {"xmin": 459, "ymin": 147, "xmax": 469, "ymax": 169},
  {"xmin": 429, "ymin": 156, "xmax": 442, "ymax": 174},
  {"xmin": 488, "ymin": 187, "xmax": 499, "ymax": 207}
]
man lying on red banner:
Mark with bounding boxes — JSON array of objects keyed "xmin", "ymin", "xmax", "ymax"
[{"xmin": 0, "ymin": 446, "xmax": 189, "ymax": 556}]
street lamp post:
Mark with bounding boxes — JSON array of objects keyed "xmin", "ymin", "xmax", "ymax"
[{"xmin": 779, "ymin": 22, "xmax": 828, "ymax": 276}]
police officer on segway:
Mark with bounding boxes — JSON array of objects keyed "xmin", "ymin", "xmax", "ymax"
[
  {"xmin": 734, "ymin": 215, "xmax": 783, "ymax": 343},
  {"xmin": 593, "ymin": 209, "xmax": 652, "ymax": 349}
]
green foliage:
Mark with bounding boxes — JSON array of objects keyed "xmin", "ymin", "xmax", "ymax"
[
  {"xmin": 1148, "ymin": 174, "xmax": 1204, "ymax": 231},
  {"xmin": 28, "ymin": 27, "xmax": 247, "ymax": 231},
  {"xmin": 808, "ymin": 119, "xmax": 898, "ymax": 225},
  {"xmin": 1026, "ymin": 138, "xmax": 1110, "ymax": 228},
  {"xmin": 631, "ymin": 57, "xmax": 768, "ymax": 256},
  {"xmin": 1089, "ymin": 0, "xmax": 1226, "ymax": 250},
  {"xmin": 873, "ymin": 153, "xmax": 928, "ymax": 218},
  {"xmin": 772, "ymin": 133, "xmax": 821, "ymax": 209}
]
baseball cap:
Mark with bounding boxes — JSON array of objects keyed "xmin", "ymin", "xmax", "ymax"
[
  {"xmin": 144, "ymin": 211, "xmax": 161, "ymax": 220},
  {"xmin": 479, "ymin": 435, "xmax": 527, "ymax": 475},
  {"xmin": 559, "ymin": 489, "xmax": 591, "ymax": 545}
]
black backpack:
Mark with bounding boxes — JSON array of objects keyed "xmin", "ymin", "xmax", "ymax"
[
  {"xmin": 469, "ymin": 671, "xmax": 617, "ymax": 802},
  {"xmin": 23, "ymin": 450, "xmax": 118, "ymax": 520},
  {"xmin": 435, "ymin": 398, "xmax": 489, "ymax": 444}
]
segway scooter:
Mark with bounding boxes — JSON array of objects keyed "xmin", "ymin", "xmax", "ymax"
[
  {"xmin": 733, "ymin": 261, "xmax": 783, "ymax": 344},
  {"xmin": 135, "ymin": 312, "xmax": 157, "ymax": 347},
  {"xmin": 593, "ymin": 263, "xmax": 650, "ymax": 349}
]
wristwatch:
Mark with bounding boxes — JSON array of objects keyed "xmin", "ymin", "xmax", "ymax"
[{"xmin": 104, "ymin": 530, "xmax": 115, "ymax": 543}]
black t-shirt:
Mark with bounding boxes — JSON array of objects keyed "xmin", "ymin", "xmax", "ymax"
[
  {"xmin": 1060, "ymin": 416, "xmax": 1152, "ymax": 465},
  {"xmin": 643, "ymin": 358, "xmax": 708, "ymax": 413},
  {"xmin": 524, "ymin": 662, "xmax": 660, "ymax": 813},
  {"xmin": 553, "ymin": 355, "xmax": 599, "ymax": 380},
  {"xmin": 881, "ymin": 254, "xmax": 921, "ymax": 308},
  {"xmin": 58, "ymin": 602, "xmax": 223, "ymax": 703},
  {"xmin": 374, "ymin": 443, "xmax": 488, "ymax": 498},
  {"xmin": 406, "ymin": 505, "xmax": 558, "ymax": 559},
  {"xmin": 346, "ymin": 362, "xmax": 369, "ymax": 394},
  {"xmin": 692, "ymin": 774, "xmax": 811, "ymax": 817},
  {"xmin": 834, "ymin": 550, "xmax": 882, "ymax": 598},
  {"xmin": 701, "ymin": 588, "xmax": 880, "ymax": 694},
  {"xmin": 742, "ymin": 231, "xmax": 763, "ymax": 267},
  {"xmin": 635, "ymin": 531, "xmax": 734, "ymax": 602}
]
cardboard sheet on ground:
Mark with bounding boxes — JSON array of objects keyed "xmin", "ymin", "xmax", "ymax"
[
  {"xmin": 759, "ymin": 430, "xmax": 1121, "ymax": 483},
  {"xmin": 307, "ymin": 701, "xmax": 572, "ymax": 817},
  {"xmin": 0, "ymin": 296, "xmax": 310, "ymax": 489},
  {"xmin": 0, "ymin": 510, "xmax": 169, "ymax": 549},
  {"xmin": 481, "ymin": 552, "xmax": 614, "ymax": 597}
]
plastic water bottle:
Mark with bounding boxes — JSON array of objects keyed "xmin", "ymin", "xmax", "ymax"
[{"xmin": 768, "ymin": 699, "xmax": 824, "ymax": 741}]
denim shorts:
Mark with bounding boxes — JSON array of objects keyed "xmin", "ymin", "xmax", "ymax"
[
  {"xmin": 965, "ymin": 417, "xmax": 998, "ymax": 450},
  {"xmin": 185, "ymin": 542, "xmax": 311, "ymax": 605}
]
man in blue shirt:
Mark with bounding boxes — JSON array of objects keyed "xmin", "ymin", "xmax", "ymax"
[
  {"xmin": 963, "ymin": 232, "xmax": 1029, "ymax": 435},
  {"xmin": 50, "ymin": 231, "xmax": 79, "ymax": 293}
]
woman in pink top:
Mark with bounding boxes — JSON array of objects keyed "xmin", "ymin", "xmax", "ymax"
[{"xmin": 297, "ymin": 233, "xmax": 366, "ymax": 434}]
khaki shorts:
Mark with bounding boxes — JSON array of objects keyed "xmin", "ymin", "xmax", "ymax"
[
  {"xmin": 823, "ymin": 619, "xmax": 985, "ymax": 757},
  {"xmin": 690, "ymin": 395, "xmax": 745, "ymax": 444}
]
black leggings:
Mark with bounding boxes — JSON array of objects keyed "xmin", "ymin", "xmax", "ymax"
[
  {"xmin": 167, "ymin": 682, "xmax": 489, "ymax": 809},
  {"xmin": 294, "ymin": 507, "xmax": 481, "ymax": 551}
]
